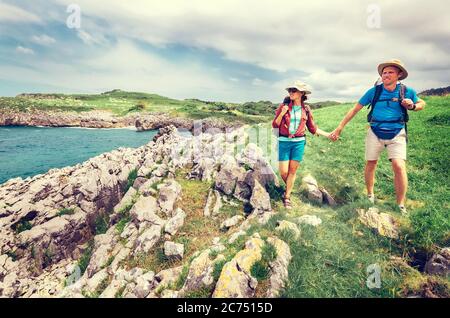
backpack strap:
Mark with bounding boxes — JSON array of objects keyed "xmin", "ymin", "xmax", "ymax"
[
  {"xmin": 399, "ymin": 83, "xmax": 409, "ymax": 142},
  {"xmin": 367, "ymin": 84, "xmax": 383, "ymax": 122},
  {"xmin": 399, "ymin": 83, "xmax": 409, "ymax": 123}
]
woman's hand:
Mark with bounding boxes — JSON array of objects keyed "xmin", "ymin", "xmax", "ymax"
[
  {"xmin": 329, "ymin": 128, "xmax": 341, "ymax": 141},
  {"xmin": 315, "ymin": 128, "xmax": 332, "ymax": 139},
  {"xmin": 281, "ymin": 105, "xmax": 289, "ymax": 115}
]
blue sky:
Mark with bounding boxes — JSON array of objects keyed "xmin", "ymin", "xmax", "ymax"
[{"xmin": 0, "ymin": 0, "xmax": 448, "ymax": 103}]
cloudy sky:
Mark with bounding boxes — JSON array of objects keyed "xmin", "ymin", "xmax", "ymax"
[{"xmin": 0, "ymin": 0, "xmax": 449, "ymax": 102}]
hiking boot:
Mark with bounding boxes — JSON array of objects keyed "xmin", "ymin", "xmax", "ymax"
[
  {"xmin": 367, "ymin": 194, "xmax": 375, "ymax": 204},
  {"xmin": 399, "ymin": 205, "xmax": 408, "ymax": 215}
]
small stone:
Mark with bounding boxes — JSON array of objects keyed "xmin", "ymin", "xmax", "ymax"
[
  {"xmin": 220, "ymin": 215, "xmax": 244, "ymax": 231},
  {"xmin": 296, "ymin": 215, "xmax": 322, "ymax": 227},
  {"xmin": 275, "ymin": 220, "xmax": 300, "ymax": 240},
  {"xmin": 164, "ymin": 241, "xmax": 184, "ymax": 260}
]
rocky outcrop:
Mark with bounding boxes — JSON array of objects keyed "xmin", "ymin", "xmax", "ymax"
[
  {"xmin": 0, "ymin": 109, "xmax": 137, "ymax": 129},
  {"xmin": 357, "ymin": 207, "xmax": 399, "ymax": 239},
  {"xmin": 0, "ymin": 123, "xmax": 280, "ymax": 298},
  {"xmin": 424, "ymin": 247, "xmax": 450, "ymax": 277},
  {"xmin": 266, "ymin": 237, "xmax": 291, "ymax": 298},
  {"xmin": 212, "ymin": 236, "xmax": 264, "ymax": 298},
  {"xmin": 0, "ymin": 109, "xmax": 244, "ymax": 132},
  {"xmin": 0, "ymin": 144, "xmax": 149, "ymax": 293}
]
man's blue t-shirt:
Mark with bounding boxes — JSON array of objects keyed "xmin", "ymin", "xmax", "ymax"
[{"xmin": 359, "ymin": 83, "xmax": 418, "ymax": 131}]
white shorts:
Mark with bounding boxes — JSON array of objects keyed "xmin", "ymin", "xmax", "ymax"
[{"xmin": 365, "ymin": 127, "xmax": 407, "ymax": 161}]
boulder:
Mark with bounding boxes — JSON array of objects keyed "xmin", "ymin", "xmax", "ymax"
[
  {"xmin": 133, "ymin": 271, "xmax": 156, "ymax": 298},
  {"xmin": 129, "ymin": 196, "xmax": 164, "ymax": 226},
  {"xmin": 164, "ymin": 208, "xmax": 186, "ymax": 236},
  {"xmin": 181, "ymin": 250, "xmax": 215, "ymax": 292},
  {"xmin": 212, "ymin": 237, "xmax": 264, "ymax": 298},
  {"xmin": 134, "ymin": 225, "xmax": 162, "ymax": 255},
  {"xmin": 249, "ymin": 180, "xmax": 271, "ymax": 212},
  {"xmin": 296, "ymin": 215, "xmax": 322, "ymax": 227},
  {"xmin": 158, "ymin": 180, "xmax": 182, "ymax": 216},
  {"xmin": 266, "ymin": 237, "xmax": 292, "ymax": 298},
  {"xmin": 302, "ymin": 175, "xmax": 323, "ymax": 204},
  {"xmin": 424, "ymin": 247, "xmax": 450, "ymax": 277},
  {"xmin": 357, "ymin": 208, "xmax": 399, "ymax": 239},
  {"xmin": 275, "ymin": 220, "xmax": 301, "ymax": 240},
  {"xmin": 220, "ymin": 215, "xmax": 245, "ymax": 231},
  {"xmin": 164, "ymin": 241, "xmax": 184, "ymax": 260}
]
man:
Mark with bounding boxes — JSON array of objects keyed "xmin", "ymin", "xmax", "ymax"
[{"xmin": 330, "ymin": 59, "xmax": 425, "ymax": 214}]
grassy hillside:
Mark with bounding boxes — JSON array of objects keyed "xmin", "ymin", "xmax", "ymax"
[
  {"xmin": 247, "ymin": 95, "xmax": 449, "ymax": 297},
  {"xmin": 0, "ymin": 90, "xmax": 279, "ymax": 125}
]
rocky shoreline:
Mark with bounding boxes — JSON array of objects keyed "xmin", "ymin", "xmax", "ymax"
[
  {"xmin": 0, "ymin": 124, "xmax": 294, "ymax": 298},
  {"xmin": 0, "ymin": 109, "xmax": 244, "ymax": 133}
]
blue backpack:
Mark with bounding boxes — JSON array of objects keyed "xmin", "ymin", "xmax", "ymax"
[{"xmin": 367, "ymin": 83, "xmax": 409, "ymax": 140}]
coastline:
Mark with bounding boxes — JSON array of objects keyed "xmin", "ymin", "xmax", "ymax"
[{"xmin": 0, "ymin": 109, "xmax": 244, "ymax": 132}]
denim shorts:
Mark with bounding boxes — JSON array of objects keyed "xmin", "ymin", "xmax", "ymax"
[{"xmin": 278, "ymin": 140, "xmax": 306, "ymax": 162}]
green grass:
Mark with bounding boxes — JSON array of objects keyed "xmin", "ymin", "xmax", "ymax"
[
  {"xmin": 124, "ymin": 169, "xmax": 138, "ymax": 193},
  {"xmin": 77, "ymin": 240, "xmax": 95, "ymax": 275},
  {"xmin": 14, "ymin": 219, "xmax": 33, "ymax": 234},
  {"xmin": 241, "ymin": 96, "xmax": 449, "ymax": 297},
  {"xmin": 94, "ymin": 214, "xmax": 109, "ymax": 235},
  {"xmin": 256, "ymin": 95, "xmax": 449, "ymax": 250},
  {"xmin": 56, "ymin": 207, "xmax": 75, "ymax": 217},
  {"xmin": 279, "ymin": 216, "xmax": 406, "ymax": 298},
  {"xmin": 115, "ymin": 192, "xmax": 139, "ymax": 235}
]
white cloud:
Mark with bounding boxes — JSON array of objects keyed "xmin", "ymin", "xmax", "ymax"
[
  {"xmin": 3, "ymin": 0, "xmax": 449, "ymax": 101},
  {"xmin": 252, "ymin": 78, "xmax": 265, "ymax": 86},
  {"xmin": 49, "ymin": 0, "xmax": 449, "ymax": 97},
  {"xmin": 76, "ymin": 30, "xmax": 107, "ymax": 46},
  {"xmin": 2, "ymin": 40, "xmax": 237, "ymax": 101},
  {"xmin": 31, "ymin": 34, "xmax": 56, "ymax": 45},
  {"xmin": 0, "ymin": 3, "xmax": 42, "ymax": 23},
  {"xmin": 16, "ymin": 46, "xmax": 35, "ymax": 55}
]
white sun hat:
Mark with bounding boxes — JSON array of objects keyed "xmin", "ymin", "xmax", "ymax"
[{"xmin": 285, "ymin": 80, "xmax": 312, "ymax": 95}]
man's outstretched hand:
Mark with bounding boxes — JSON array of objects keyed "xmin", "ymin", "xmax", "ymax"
[{"xmin": 329, "ymin": 128, "xmax": 341, "ymax": 141}]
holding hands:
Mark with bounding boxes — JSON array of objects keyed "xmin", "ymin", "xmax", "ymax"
[{"xmin": 329, "ymin": 127, "xmax": 341, "ymax": 141}]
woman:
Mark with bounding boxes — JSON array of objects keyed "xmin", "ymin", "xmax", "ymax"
[{"xmin": 272, "ymin": 81, "xmax": 331, "ymax": 209}]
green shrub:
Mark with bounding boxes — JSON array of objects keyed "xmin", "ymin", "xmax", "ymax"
[
  {"xmin": 94, "ymin": 214, "xmax": 109, "ymax": 235},
  {"xmin": 116, "ymin": 216, "xmax": 131, "ymax": 235},
  {"xmin": 212, "ymin": 259, "xmax": 227, "ymax": 281},
  {"xmin": 250, "ymin": 241, "xmax": 277, "ymax": 282},
  {"xmin": 15, "ymin": 219, "xmax": 33, "ymax": 234},
  {"xmin": 250, "ymin": 260, "xmax": 270, "ymax": 281},
  {"xmin": 265, "ymin": 181, "xmax": 285, "ymax": 201},
  {"xmin": 57, "ymin": 208, "xmax": 75, "ymax": 217},
  {"xmin": 124, "ymin": 168, "xmax": 138, "ymax": 193},
  {"xmin": 78, "ymin": 240, "xmax": 95, "ymax": 275}
]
